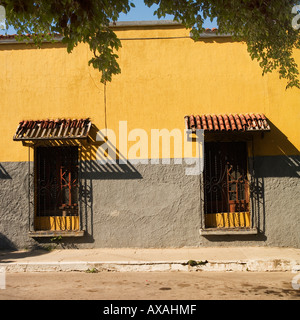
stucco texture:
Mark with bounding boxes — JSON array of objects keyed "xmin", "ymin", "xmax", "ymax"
[
  {"xmin": 0, "ymin": 24, "xmax": 299, "ymax": 249},
  {"xmin": 0, "ymin": 155, "xmax": 299, "ymax": 249}
]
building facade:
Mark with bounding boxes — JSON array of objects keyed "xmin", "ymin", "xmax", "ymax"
[{"xmin": 0, "ymin": 21, "xmax": 299, "ymax": 249}]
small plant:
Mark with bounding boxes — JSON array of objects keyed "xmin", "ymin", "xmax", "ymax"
[
  {"xmin": 50, "ymin": 236, "xmax": 62, "ymax": 243},
  {"xmin": 40, "ymin": 236, "xmax": 63, "ymax": 251},
  {"xmin": 42, "ymin": 244, "xmax": 56, "ymax": 252},
  {"xmin": 196, "ymin": 260, "xmax": 208, "ymax": 266},
  {"xmin": 183, "ymin": 260, "xmax": 208, "ymax": 267},
  {"xmin": 85, "ymin": 268, "xmax": 98, "ymax": 273}
]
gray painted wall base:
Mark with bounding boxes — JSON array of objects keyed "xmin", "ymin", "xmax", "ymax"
[{"xmin": 0, "ymin": 155, "xmax": 299, "ymax": 249}]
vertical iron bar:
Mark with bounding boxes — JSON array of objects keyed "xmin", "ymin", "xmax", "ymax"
[
  {"xmin": 251, "ymin": 136, "xmax": 256, "ymax": 229},
  {"xmin": 237, "ymin": 147, "xmax": 240, "ymax": 227},
  {"xmin": 203, "ymin": 142, "xmax": 208, "ymax": 227},
  {"xmin": 28, "ymin": 145, "xmax": 31, "ymax": 231},
  {"xmin": 209, "ymin": 149, "xmax": 213, "ymax": 213},
  {"xmin": 226, "ymin": 160, "xmax": 229, "ymax": 226},
  {"xmin": 200, "ymin": 169, "xmax": 204, "ymax": 229},
  {"xmin": 79, "ymin": 145, "xmax": 82, "ymax": 231},
  {"xmin": 214, "ymin": 148, "xmax": 218, "ymax": 216}
]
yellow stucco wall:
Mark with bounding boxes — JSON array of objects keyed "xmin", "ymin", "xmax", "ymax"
[{"xmin": 0, "ymin": 24, "xmax": 299, "ymax": 162}]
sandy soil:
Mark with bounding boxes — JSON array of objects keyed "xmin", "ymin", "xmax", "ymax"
[{"xmin": 0, "ymin": 271, "xmax": 299, "ymax": 300}]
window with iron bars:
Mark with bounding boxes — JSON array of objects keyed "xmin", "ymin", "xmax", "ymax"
[
  {"xmin": 34, "ymin": 146, "xmax": 79, "ymax": 231},
  {"xmin": 203, "ymin": 142, "xmax": 250, "ymax": 229}
]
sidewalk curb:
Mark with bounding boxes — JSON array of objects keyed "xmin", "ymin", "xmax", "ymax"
[{"xmin": 1, "ymin": 259, "xmax": 299, "ymax": 273}]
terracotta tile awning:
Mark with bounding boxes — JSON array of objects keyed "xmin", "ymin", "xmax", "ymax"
[
  {"xmin": 185, "ymin": 114, "xmax": 270, "ymax": 132},
  {"xmin": 13, "ymin": 118, "xmax": 92, "ymax": 141}
]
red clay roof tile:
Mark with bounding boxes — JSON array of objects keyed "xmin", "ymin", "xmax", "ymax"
[
  {"xmin": 212, "ymin": 115, "xmax": 219, "ymax": 131},
  {"xmin": 207, "ymin": 115, "xmax": 214, "ymax": 131},
  {"xmin": 185, "ymin": 114, "xmax": 270, "ymax": 132},
  {"xmin": 13, "ymin": 118, "xmax": 91, "ymax": 141}
]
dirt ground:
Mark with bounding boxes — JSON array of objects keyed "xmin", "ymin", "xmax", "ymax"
[{"xmin": 0, "ymin": 271, "xmax": 299, "ymax": 300}]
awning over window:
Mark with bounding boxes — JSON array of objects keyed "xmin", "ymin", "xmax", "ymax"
[
  {"xmin": 13, "ymin": 118, "xmax": 92, "ymax": 141},
  {"xmin": 185, "ymin": 113, "xmax": 270, "ymax": 132}
]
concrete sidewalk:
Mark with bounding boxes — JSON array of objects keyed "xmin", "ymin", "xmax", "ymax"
[{"xmin": 0, "ymin": 247, "xmax": 300, "ymax": 273}]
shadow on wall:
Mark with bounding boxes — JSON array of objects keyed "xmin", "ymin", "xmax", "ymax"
[
  {"xmin": 0, "ymin": 233, "xmax": 52, "ymax": 261},
  {"xmin": 29, "ymin": 124, "xmax": 143, "ymax": 247},
  {"xmin": 0, "ymin": 41, "xmax": 67, "ymax": 52},
  {"xmin": 253, "ymin": 120, "xmax": 300, "ymax": 178},
  {"xmin": 80, "ymin": 125, "xmax": 142, "ymax": 180},
  {"xmin": 200, "ymin": 119, "xmax": 299, "ymax": 244},
  {"xmin": 249, "ymin": 174, "xmax": 266, "ymax": 239},
  {"xmin": 0, "ymin": 164, "xmax": 11, "ymax": 179},
  {"xmin": 0, "ymin": 233, "xmax": 17, "ymax": 251},
  {"xmin": 250, "ymin": 121, "xmax": 299, "ymax": 242},
  {"xmin": 78, "ymin": 125, "xmax": 143, "ymax": 240}
]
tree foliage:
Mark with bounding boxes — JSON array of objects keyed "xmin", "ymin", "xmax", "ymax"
[{"xmin": 1, "ymin": 0, "xmax": 300, "ymax": 88}]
